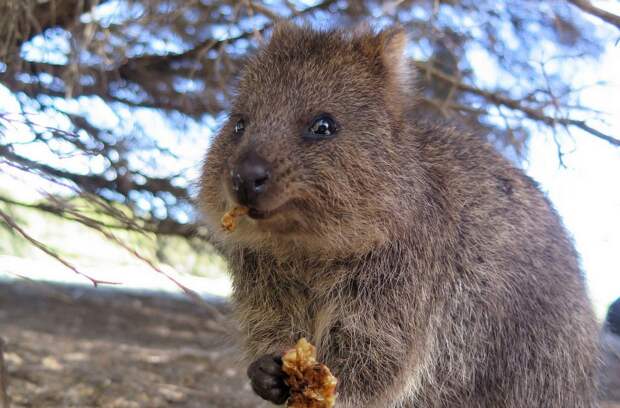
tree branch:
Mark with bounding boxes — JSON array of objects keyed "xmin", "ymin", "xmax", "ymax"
[
  {"xmin": 2, "ymin": 0, "xmax": 338, "ymax": 116},
  {"xmin": 32, "ymin": 0, "xmax": 105, "ymax": 35},
  {"xmin": 568, "ymin": 0, "xmax": 620, "ymax": 30},
  {"xmin": 416, "ymin": 62, "xmax": 620, "ymax": 147},
  {"xmin": 0, "ymin": 145, "xmax": 191, "ymax": 199},
  {"xmin": 0, "ymin": 206, "xmax": 119, "ymax": 286},
  {"xmin": 117, "ymin": 0, "xmax": 337, "ymax": 69},
  {"xmin": 0, "ymin": 188, "xmax": 202, "ymax": 240},
  {"xmin": 5, "ymin": 0, "xmax": 111, "ymax": 48}
]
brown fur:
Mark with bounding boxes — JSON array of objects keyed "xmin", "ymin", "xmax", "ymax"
[{"xmin": 199, "ymin": 24, "xmax": 599, "ymax": 407}]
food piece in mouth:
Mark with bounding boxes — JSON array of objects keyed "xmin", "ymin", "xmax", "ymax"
[
  {"xmin": 220, "ymin": 206, "xmax": 249, "ymax": 232},
  {"xmin": 282, "ymin": 338, "xmax": 338, "ymax": 408}
]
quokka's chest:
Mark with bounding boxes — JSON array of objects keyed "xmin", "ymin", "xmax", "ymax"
[{"xmin": 238, "ymin": 282, "xmax": 343, "ymax": 345}]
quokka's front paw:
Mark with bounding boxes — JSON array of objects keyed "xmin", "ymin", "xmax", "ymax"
[{"xmin": 247, "ymin": 354, "xmax": 291, "ymax": 404}]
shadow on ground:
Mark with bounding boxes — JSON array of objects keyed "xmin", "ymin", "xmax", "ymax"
[
  {"xmin": 0, "ymin": 281, "xmax": 618, "ymax": 407},
  {"xmin": 0, "ymin": 281, "xmax": 270, "ymax": 408}
]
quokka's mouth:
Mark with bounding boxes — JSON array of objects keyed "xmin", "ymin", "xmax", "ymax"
[
  {"xmin": 246, "ymin": 201, "xmax": 295, "ymax": 220},
  {"xmin": 247, "ymin": 207, "xmax": 269, "ymax": 219}
]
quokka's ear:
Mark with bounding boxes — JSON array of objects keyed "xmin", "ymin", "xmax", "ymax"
[
  {"xmin": 356, "ymin": 25, "xmax": 416, "ymax": 120},
  {"xmin": 377, "ymin": 26, "xmax": 414, "ymax": 92},
  {"xmin": 268, "ymin": 21, "xmax": 298, "ymax": 48},
  {"xmin": 271, "ymin": 21, "xmax": 295, "ymax": 38}
]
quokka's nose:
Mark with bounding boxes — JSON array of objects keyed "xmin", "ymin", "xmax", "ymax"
[{"xmin": 231, "ymin": 151, "xmax": 271, "ymax": 206}]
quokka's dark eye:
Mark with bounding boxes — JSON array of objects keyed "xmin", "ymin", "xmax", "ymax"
[
  {"xmin": 304, "ymin": 114, "xmax": 338, "ymax": 140},
  {"xmin": 233, "ymin": 119, "xmax": 245, "ymax": 136}
]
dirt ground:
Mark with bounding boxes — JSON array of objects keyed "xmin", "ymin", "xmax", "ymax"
[
  {"xmin": 0, "ymin": 281, "xmax": 270, "ymax": 408},
  {"xmin": 0, "ymin": 281, "xmax": 618, "ymax": 408}
]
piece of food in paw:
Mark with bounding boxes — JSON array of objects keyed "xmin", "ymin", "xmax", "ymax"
[
  {"xmin": 221, "ymin": 206, "xmax": 248, "ymax": 232},
  {"xmin": 282, "ymin": 338, "xmax": 337, "ymax": 408}
]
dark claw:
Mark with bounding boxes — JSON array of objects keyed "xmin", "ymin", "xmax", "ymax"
[{"xmin": 247, "ymin": 354, "xmax": 290, "ymax": 404}]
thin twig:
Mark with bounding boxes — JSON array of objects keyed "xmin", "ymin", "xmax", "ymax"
[
  {"xmin": 0, "ymin": 206, "xmax": 120, "ymax": 287},
  {"xmin": 248, "ymin": 1, "xmax": 282, "ymax": 22},
  {"xmin": 0, "ymin": 194, "xmax": 225, "ymax": 322},
  {"xmin": 0, "ymin": 191, "xmax": 215, "ymax": 313},
  {"xmin": 416, "ymin": 61, "xmax": 620, "ymax": 147},
  {"xmin": 60, "ymin": 210, "xmax": 227, "ymax": 322}
]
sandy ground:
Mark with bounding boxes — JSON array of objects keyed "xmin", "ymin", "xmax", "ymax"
[
  {"xmin": 0, "ymin": 281, "xmax": 618, "ymax": 408},
  {"xmin": 0, "ymin": 281, "xmax": 270, "ymax": 408}
]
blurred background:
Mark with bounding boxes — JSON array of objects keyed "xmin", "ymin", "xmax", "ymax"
[{"xmin": 0, "ymin": 1, "xmax": 618, "ymax": 407}]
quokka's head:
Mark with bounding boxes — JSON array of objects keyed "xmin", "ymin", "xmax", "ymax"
[{"xmin": 200, "ymin": 24, "xmax": 420, "ymax": 257}]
